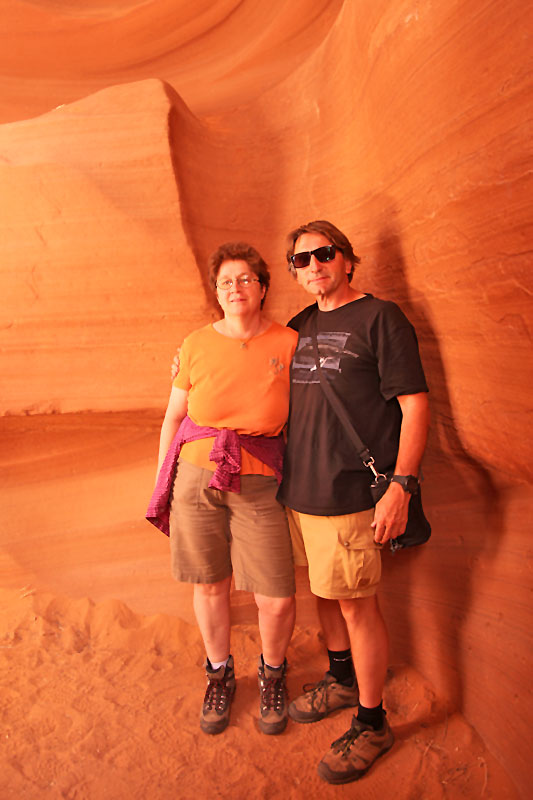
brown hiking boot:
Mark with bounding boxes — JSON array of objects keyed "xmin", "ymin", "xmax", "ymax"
[
  {"xmin": 288, "ymin": 671, "xmax": 358, "ymax": 723},
  {"xmin": 257, "ymin": 657, "xmax": 289, "ymax": 735},
  {"xmin": 317, "ymin": 713, "xmax": 394, "ymax": 784},
  {"xmin": 200, "ymin": 655, "xmax": 236, "ymax": 735}
]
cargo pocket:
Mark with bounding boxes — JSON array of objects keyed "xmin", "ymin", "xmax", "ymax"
[
  {"xmin": 334, "ymin": 508, "xmax": 376, "ymax": 551},
  {"xmin": 333, "ymin": 510, "xmax": 381, "ymax": 594}
]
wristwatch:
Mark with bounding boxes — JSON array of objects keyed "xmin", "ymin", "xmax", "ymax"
[{"xmin": 390, "ymin": 475, "xmax": 419, "ymax": 495}]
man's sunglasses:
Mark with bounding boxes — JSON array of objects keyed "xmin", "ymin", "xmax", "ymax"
[{"xmin": 290, "ymin": 245, "xmax": 337, "ymax": 269}]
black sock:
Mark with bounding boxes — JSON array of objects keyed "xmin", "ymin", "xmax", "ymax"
[
  {"xmin": 327, "ymin": 648, "xmax": 355, "ymax": 685},
  {"xmin": 357, "ymin": 702, "xmax": 384, "ymax": 730}
]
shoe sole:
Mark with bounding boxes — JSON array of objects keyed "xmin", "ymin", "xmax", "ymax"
[
  {"xmin": 258, "ymin": 716, "xmax": 288, "ymax": 735},
  {"xmin": 317, "ymin": 740, "xmax": 394, "ymax": 784},
  {"xmin": 200, "ymin": 718, "xmax": 230, "ymax": 735}
]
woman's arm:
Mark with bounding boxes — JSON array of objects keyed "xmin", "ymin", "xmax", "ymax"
[{"xmin": 156, "ymin": 386, "xmax": 189, "ymax": 477}]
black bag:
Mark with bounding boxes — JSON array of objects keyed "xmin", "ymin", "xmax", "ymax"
[
  {"xmin": 310, "ymin": 324, "xmax": 431, "ymax": 553},
  {"xmin": 369, "ymin": 473, "xmax": 431, "ymax": 552}
]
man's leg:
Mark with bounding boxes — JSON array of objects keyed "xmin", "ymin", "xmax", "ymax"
[
  {"xmin": 287, "ymin": 510, "xmax": 361, "ymax": 723},
  {"xmin": 317, "ymin": 593, "xmax": 394, "ymax": 784},
  {"xmin": 315, "ymin": 596, "xmax": 356, "ymax": 681},
  {"xmin": 316, "ymin": 596, "xmax": 350, "ymax": 650},
  {"xmin": 338, "ymin": 594, "xmax": 388, "ymax": 709},
  {"xmin": 290, "ymin": 508, "xmax": 354, "ymax": 679},
  {"xmin": 288, "ymin": 596, "xmax": 358, "ymax": 723}
]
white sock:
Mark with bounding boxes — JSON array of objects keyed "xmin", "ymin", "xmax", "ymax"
[{"xmin": 209, "ymin": 657, "xmax": 229, "ymax": 670}]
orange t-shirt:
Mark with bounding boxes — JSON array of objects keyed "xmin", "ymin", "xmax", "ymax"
[{"xmin": 173, "ymin": 321, "xmax": 298, "ymax": 474}]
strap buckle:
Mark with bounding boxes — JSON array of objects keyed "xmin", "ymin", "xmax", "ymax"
[{"xmin": 363, "ymin": 456, "xmax": 388, "ymax": 484}]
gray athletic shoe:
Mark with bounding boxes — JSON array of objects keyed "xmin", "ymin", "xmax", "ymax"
[
  {"xmin": 288, "ymin": 671, "xmax": 358, "ymax": 723},
  {"xmin": 200, "ymin": 655, "xmax": 236, "ymax": 735},
  {"xmin": 257, "ymin": 657, "xmax": 289, "ymax": 735}
]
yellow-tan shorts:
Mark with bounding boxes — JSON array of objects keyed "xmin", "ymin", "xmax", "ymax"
[
  {"xmin": 287, "ymin": 507, "xmax": 381, "ymax": 599},
  {"xmin": 169, "ymin": 460, "xmax": 295, "ymax": 598}
]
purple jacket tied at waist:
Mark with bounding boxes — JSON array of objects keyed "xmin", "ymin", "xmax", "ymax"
[{"xmin": 146, "ymin": 415, "xmax": 285, "ymax": 536}]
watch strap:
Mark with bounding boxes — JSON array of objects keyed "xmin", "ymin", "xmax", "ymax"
[{"xmin": 390, "ymin": 475, "xmax": 419, "ymax": 494}]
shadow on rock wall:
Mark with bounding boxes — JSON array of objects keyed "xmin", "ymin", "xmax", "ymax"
[{"xmin": 374, "ymin": 205, "xmax": 504, "ymax": 716}]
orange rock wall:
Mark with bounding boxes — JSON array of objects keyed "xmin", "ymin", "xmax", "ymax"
[{"xmin": 1, "ymin": 1, "xmax": 532, "ymax": 795}]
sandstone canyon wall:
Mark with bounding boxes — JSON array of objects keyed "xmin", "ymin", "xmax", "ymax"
[{"xmin": 1, "ymin": 1, "xmax": 531, "ymax": 795}]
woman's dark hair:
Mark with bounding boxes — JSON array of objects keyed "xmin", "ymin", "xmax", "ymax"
[{"xmin": 208, "ymin": 241, "xmax": 270, "ymax": 307}]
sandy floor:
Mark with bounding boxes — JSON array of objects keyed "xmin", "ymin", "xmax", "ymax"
[
  {"xmin": 0, "ymin": 413, "xmax": 519, "ymax": 799},
  {"xmin": 1, "ymin": 586, "xmax": 520, "ymax": 800}
]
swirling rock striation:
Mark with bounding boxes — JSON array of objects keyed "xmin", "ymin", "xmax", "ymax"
[{"xmin": 0, "ymin": 1, "xmax": 531, "ymax": 795}]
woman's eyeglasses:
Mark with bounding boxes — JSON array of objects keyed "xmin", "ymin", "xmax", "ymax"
[
  {"xmin": 290, "ymin": 245, "xmax": 337, "ymax": 269},
  {"xmin": 216, "ymin": 275, "xmax": 260, "ymax": 290}
]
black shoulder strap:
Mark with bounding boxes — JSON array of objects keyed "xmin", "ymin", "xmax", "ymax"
[{"xmin": 310, "ymin": 318, "xmax": 379, "ymax": 476}]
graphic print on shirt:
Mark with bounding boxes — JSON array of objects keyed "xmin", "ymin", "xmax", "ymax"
[
  {"xmin": 291, "ymin": 332, "xmax": 359, "ymax": 384},
  {"xmin": 269, "ymin": 356, "xmax": 286, "ymax": 375}
]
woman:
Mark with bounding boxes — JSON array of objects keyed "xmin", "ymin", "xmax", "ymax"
[{"xmin": 147, "ymin": 242, "xmax": 297, "ymax": 737}]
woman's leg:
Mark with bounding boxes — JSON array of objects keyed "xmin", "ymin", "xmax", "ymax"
[
  {"xmin": 254, "ymin": 593, "xmax": 295, "ymax": 666},
  {"xmin": 254, "ymin": 592, "xmax": 295, "ymax": 735},
  {"xmin": 193, "ymin": 575, "xmax": 232, "ymax": 663},
  {"xmin": 193, "ymin": 576, "xmax": 235, "ymax": 736}
]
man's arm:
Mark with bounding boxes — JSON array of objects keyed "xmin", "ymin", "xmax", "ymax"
[
  {"xmin": 372, "ymin": 392, "xmax": 430, "ymax": 544},
  {"xmin": 156, "ymin": 386, "xmax": 189, "ymax": 478},
  {"xmin": 170, "ymin": 348, "xmax": 181, "ymax": 381}
]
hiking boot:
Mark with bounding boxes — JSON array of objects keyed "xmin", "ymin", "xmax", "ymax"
[
  {"xmin": 288, "ymin": 671, "xmax": 358, "ymax": 723},
  {"xmin": 317, "ymin": 713, "xmax": 394, "ymax": 784},
  {"xmin": 257, "ymin": 657, "xmax": 289, "ymax": 735},
  {"xmin": 200, "ymin": 655, "xmax": 236, "ymax": 735}
]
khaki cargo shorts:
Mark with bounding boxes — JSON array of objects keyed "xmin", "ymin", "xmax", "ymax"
[{"xmin": 287, "ymin": 507, "xmax": 381, "ymax": 599}]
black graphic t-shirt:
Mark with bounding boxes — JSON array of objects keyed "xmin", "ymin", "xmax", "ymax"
[{"xmin": 277, "ymin": 294, "xmax": 428, "ymax": 516}]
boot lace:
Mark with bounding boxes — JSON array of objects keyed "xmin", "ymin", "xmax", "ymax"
[
  {"xmin": 204, "ymin": 677, "xmax": 230, "ymax": 713},
  {"xmin": 302, "ymin": 677, "xmax": 330, "ymax": 713},
  {"xmin": 331, "ymin": 718, "xmax": 365, "ymax": 754},
  {"xmin": 260, "ymin": 675, "xmax": 286, "ymax": 713}
]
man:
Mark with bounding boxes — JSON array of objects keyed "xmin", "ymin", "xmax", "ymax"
[{"xmin": 276, "ymin": 220, "xmax": 429, "ymax": 784}]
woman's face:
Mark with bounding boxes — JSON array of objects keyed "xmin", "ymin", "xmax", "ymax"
[{"xmin": 215, "ymin": 259, "xmax": 265, "ymax": 317}]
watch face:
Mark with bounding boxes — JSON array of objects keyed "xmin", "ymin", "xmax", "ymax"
[
  {"xmin": 406, "ymin": 476, "xmax": 419, "ymax": 494},
  {"xmin": 392, "ymin": 475, "xmax": 419, "ymax": 494}
]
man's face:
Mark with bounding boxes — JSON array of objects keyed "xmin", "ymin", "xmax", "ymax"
[{"xmin": 292, "ymin": 232, "xmax": 351, "ymax": 299}]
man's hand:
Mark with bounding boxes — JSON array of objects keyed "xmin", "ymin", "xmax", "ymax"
[
  {"xmin": 170, "ymin": 348, "xmax": 181, "ymax": 381},
  {"xmin": 371, "ymin": 392, "xmax": 429, "ymax": 544},
  {"xmin": 371, "ymin": 481, "xmax": 410, "ymax": 544}
]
